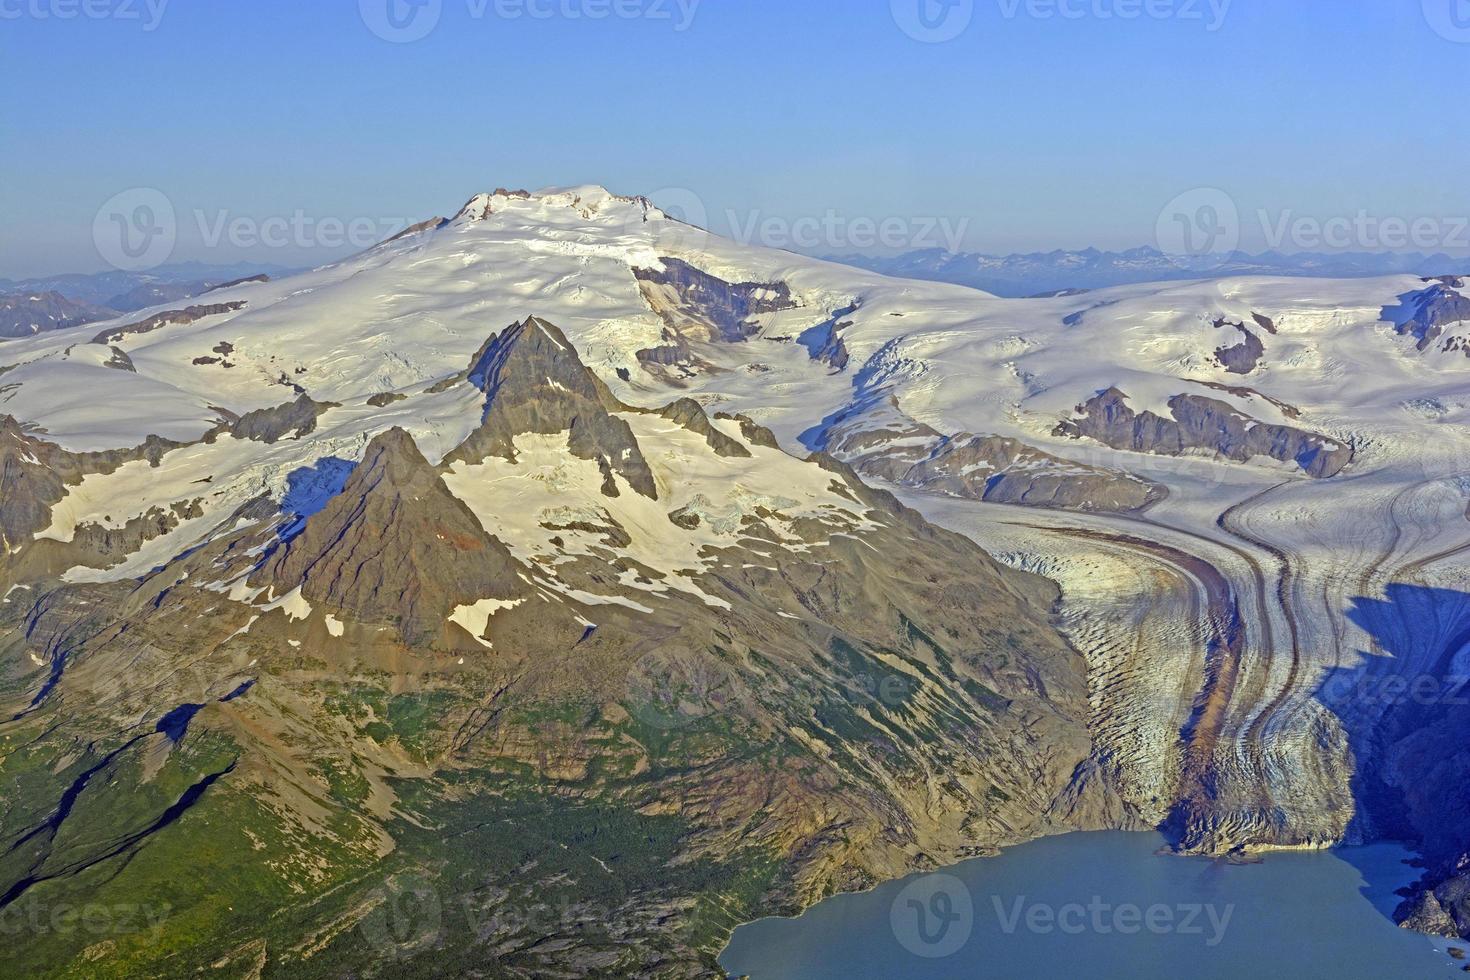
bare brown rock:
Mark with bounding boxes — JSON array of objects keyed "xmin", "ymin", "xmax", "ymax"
[{"xmin": 255, "ymin": 428, "xmax": 527, "ymax": 647}]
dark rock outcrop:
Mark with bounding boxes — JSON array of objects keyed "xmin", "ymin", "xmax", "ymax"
[
  {"xmin": 445, "ymin": 317, "xmax": 658, "ymax": 499},
  {"xmin": 632, "ymin": 257, "xmax": 796, "ymax": 344},
  {"xmin": 0, "ymin": 419, "xmax": 80, "ymax": 553},
  {"xmin": 1056, "ymin": 387, "xmax": 1353, "ymax": 478},
  {"xmin": 1398, "ymin": 890, "xmax": 1463, "ymax": 938},
  {"xmin": 376, "ymin": 217, "xmax": 448, "ymax": 247},
  {"xmin": 102, "ymin": 346, "xmax": 136, "ymax": 372},
  {"xmin": 848, "ymin": 427, "xmax": 1164, "ymax": 513},
  {"xmin": 658, "ymin": 398, "xmax": 750, "ymax": 458},
  {"xmin": 906, "ymin": 434, "xmax": 1167, "ymax": 512},
  {"xmin": 820, "ymin": 395, "xmax": 1165, "ymax": 513},
  {"xmin": 1385, "ymin": 282, "xmax": 1470, "ymax": 353},
  {"xmin": 796, "ymin": 302, "xmax": 859, "ymax": 371},
  {"xmin": 0, "ymin": 416, "xmax": 188, "ymax": 556},
  {"xmin": 715, "ymin": 412, "xmax": 781, "ymax": 450},
  {"xmin": 1213, "ymin": 317, "xmax": 1265, "ymax": 375},
  {"xmin": 90, "ymin": 302, "xmax": 247, "ymax": 346},
  {"xmin": 221, "ymin": 395, "xmax": 337, "ymax": 444},
  {"xmin": 1190, "ymin": 380, "xmax": 1303, "ymax": 419},
  {"xmin": 199, "ymin": 274, "xmax": 270, "ymax": 295}
]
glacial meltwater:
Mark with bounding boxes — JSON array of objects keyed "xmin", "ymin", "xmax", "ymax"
[{"xmin": 719, "ymin": 832, "xmax": 1463, "ymax": 979}]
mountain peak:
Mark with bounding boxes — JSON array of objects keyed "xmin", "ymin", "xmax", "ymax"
[
  {"xmin": 254, "ymin": 426, "xmax": 527, "ymax": 647},
  {"xmin": 445, "ymin": 317, "xmax": 658, "ymax": 499},
  {"xmin": 453, "ymin": 185, "xmax": 649, "ymax": 224}
]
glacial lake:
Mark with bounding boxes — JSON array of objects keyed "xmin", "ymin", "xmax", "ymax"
[{"xmin": 720, "ymin": 831, "xmax": 1464, "ymax": 979}]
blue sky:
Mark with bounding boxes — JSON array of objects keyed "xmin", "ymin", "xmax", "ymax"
[{"xmin": 4, "ymin": 0, "xmax": 1469, "ymax": 277}]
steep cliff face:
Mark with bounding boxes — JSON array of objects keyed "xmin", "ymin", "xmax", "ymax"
[
  {"xmin": 446, "ymin": 317, "xmax": 657, "ymax": 498},
  {"xmin": 89, "ymin": 302, "xmax": 248, "ymax": 345},
  {"xmin": 1318, "ymin": 586, "xmax": 1470, "ymax": 939},
  {"xmin": 633, "ymin": 257, "xmax": 797, "ymax": 343},
  {"xmin": 905, "ymin": 434, "xmax": 1167, "ymax": 512},
  {"xmin": 0, "ymin": 418, "xmax": 78, "ymax": 553}
]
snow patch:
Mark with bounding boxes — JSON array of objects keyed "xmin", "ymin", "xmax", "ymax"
[
  {"xmin": 447, "ymin": 597, "xmax": 524, "ymax": 647},
  {"xmin": 263, "ymin": 587, "xmax": 312, "ymax": 622}
]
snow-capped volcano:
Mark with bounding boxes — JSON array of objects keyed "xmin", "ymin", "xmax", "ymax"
[{"xmin": 11, "ymin": 183, "xmax": 1465, "ymax": 505}]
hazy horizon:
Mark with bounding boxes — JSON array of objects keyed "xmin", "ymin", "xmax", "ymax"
[{"xmin": 6, "ymin": 1, "xmax": 1470, "ymax": 278}]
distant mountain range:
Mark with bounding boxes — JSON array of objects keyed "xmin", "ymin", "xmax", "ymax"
[
  {"xmin": 0, "ymin": 263, "xmax": 298, "ymax": 339},
  {"xmin": 824, "ymin": 246, "xmax": 1468, "ymax": 297}
]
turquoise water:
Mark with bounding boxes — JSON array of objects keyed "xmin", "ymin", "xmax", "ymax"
[{"xmin": 720, "ymin": 832, "xmax": 1464, "ymax": 979}]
